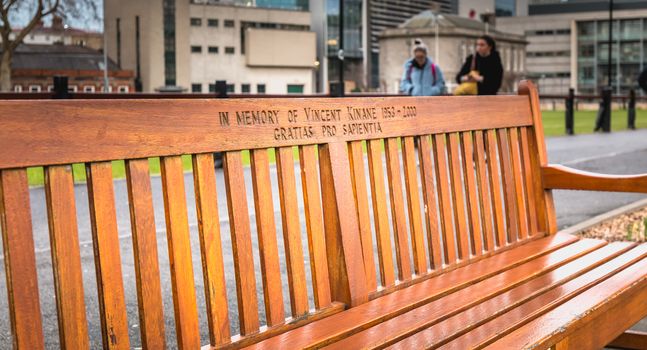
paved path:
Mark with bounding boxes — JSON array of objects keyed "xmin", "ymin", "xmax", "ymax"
[{"xmin": 0, "ymin": 129, "xmax": 646, "ymax": 349}]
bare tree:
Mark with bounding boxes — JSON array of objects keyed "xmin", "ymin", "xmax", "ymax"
[{"xmin": 0, "ymin": 0, "xmax": 99, "ymax": 91}]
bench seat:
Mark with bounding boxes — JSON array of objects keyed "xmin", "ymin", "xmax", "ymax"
[{"xmin": 244, "ymin": 234, "xmax": 647, "ymax": 349}]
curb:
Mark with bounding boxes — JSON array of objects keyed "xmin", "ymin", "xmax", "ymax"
[{"xmin": 559, "ymin": 197, "xmax": 647, "ymax": 236}]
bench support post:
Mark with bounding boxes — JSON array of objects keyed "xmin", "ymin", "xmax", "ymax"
[{"xmin": 319, "ymin": 142, "xmax": 368, "ymax": 307}]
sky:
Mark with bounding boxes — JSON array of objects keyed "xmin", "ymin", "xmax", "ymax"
[{"xmin": 11, "ymin": 0, "xmax": 103, "ymax": 32}]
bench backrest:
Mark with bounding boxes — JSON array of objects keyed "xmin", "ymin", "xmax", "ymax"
[{"xmin": 0, "ymin": 81, "xmax": 553, "ymax": 348}]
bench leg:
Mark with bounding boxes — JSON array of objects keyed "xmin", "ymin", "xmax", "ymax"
[
  {"xmin": 553, "ymin": 337, "xmax": 570, "ymax": 350},
  {"xmin": 607, "ymin": 330, "xmax": 647, "ymax": 350}
]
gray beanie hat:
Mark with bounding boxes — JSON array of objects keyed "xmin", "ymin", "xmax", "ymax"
[{"xmin": 412, "ymin": 38, "xmax": 428, "ymax": 54}]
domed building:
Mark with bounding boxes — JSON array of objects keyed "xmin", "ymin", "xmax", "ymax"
[{"xmin": 378, "ymin": 10, "xmax": 527, "ymax": 94}]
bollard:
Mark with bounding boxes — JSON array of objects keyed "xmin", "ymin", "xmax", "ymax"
[
  {"xmin": 565, "ymin": 88, "xmax": 574, "ymax": 135},
  {"xmin": 595, "ymin": 87, "xmax": 612, "ymax": 132},
  {"xmin": 628, "ymin": 88, "xmax": 636, "ymax": 130},
  {"xmin": 53, "ymin": 76, "xmax": 70, "ymax": 99},
  {"xmin": 329, "ymin": 81, "xmax": 344, "ymax": 97}
]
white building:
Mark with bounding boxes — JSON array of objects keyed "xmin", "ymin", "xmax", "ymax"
[{"xmin": 104, "ymin": 0, "xmax": 317, "ymax": 93}]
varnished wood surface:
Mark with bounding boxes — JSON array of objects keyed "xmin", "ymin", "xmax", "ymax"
[
  {"xmin": 542, "ymin": 164, "xmax": 647, "ymax": 193},
  {"xmin": 0, "ymin": 96, "xmax": 532, "ymax": 169},
  {"xmin": 608, "ymin": 330, "xmax": 647, "ymax": 350}
]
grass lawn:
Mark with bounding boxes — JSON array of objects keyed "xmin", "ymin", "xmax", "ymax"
[{"xmin": 25, "ymin": 109, "xmax": 646, "ymax": 186}]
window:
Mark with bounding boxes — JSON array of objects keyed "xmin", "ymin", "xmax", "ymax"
[
  {"xmin": 191, "ymin": 45, "xmax": 202, "ymax": 53},
  {"xmin": 208, "ymin": 19, "xmax": 218, "ymax": 27},
  {"xmin": 227, "ymin": 84, "xmax": 235, "ymax": 93},
  {"xmin": 190, "ymin": 18, "xmax": 202, "ymax": 26},
  {"xmin": 287, "ymin": 84, "xmax": 304, "ymax": 94},
  {"xmin": 68, "ymin": 85, "xmax": 78, "ymax": 92},
  {"xmin": 118, "ymin": 85, "xmax": 129, "ymax": 93},
  {"xmin": 225, "ymin": 46, "xmax": 235, "ymax": 54},
  {"xmin": 47, "ymin": 85, "xmax": 54, "ymax": 92},
  {"xmin": 208, "ymin": 84, "xmax": 216, "ymax": 93},
  {"xmin": 257, "ymin": 84, "xmax": 266, "ymax": 94},
  {"xmin": 101, "ymin": 85, "xmax": 113, "ymax": 92},
  {"xmin": 224, "ymin": 20, "xmax": 234, "ymax": 28},
  {"xmin": 208, "ymin": 46, "xmax": 218, "ymax": 54},
  {"xmin": 192, "ymin": 83, "xmax": 202, "ymax": 92},
  {"xmin": 495, "ymin": 0, "xmax": 515, "ymax": 17},
  {"xmin": 13, "ymin": 85, "xmax": 22, "ymax": 92},
  {"xmin": 163, "ymin": 0, "xmax": 177, "ymax": 86},
  {"xmin": 83, "ymin": 85, "xmax": 95, "ymax": 93},
  {"xmin": 28, "ymin": 85, "xmax": 41, "ymax": 92},
  {"xmin": 241, "ymin": 84, "xmax": 250, "ymax": 93}
]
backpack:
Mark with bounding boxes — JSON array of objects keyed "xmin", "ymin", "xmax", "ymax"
[{"xmin": 406, "ymin": 60, "xmax": 437, "ymax": 85}]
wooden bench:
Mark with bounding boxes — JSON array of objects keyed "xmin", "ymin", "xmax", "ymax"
[{"xmin": 1, "ymin": 80, "xmax": 646, "ymax": 349}]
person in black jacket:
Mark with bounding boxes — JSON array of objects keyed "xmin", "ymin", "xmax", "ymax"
[{"xmin": 456, "ymin": 35, "xmax": 503, "ymax": 95}]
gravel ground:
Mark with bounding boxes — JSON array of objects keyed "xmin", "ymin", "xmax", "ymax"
[{"xmin": 580, "ymin": 207, "xmax": 647, "ymax": 242}]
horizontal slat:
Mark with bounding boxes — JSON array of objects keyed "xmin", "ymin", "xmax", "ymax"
[
  {"xmin": 542, "ymin": 164, "xmax": 647, "ymax": 193},
  {"xmin": 0, "ymin": 96, "xmax": 532, "ymax": 169}
]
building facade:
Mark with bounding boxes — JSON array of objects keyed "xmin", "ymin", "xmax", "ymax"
[
  {"xmin": 379, "ymin": 11, "xmax": 527, "ymax": 94},
  {"xmin": 483, "ymin": 0, "xmax": 647, "ymax": 94},
  {"xmin": 104, "ymin": 0, "xmax": 316, "ymax": 93},
  {"xmin": 4, "ymin": 16, "xmax": 103, "ymax": 50}
]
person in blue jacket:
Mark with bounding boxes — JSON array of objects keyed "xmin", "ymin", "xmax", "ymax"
[{"xmin": 400, "ymin": 39, "xmax": 446, "ymax": 96}]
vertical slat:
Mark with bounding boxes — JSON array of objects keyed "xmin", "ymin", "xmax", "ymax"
[
  {"xmin": 86, "ymin": 162, "xmax": 130, "ymax": 349},
  {"xmin": 432, "ymin": 134, "xmax": 457, "ymax": 264},
  {"xmin": 192, "ymin": 154, "xmax": 232, "ymax": 343},
  {"xmin": 276, "ymin": 146, "xmax": 309, "ymax": 317},
  {"xmin": 508, "ymin": 128, "xmax": 530, "ymax": 240},
  {"xmin": 473, "ymin": 131, "xmax": 496, "ymax": 252},
  {"xmin": 460, "ymin": 132, "xmax": 484, "ymax": 256},
  {"xmin": 401, "ymin": 136, "xmax": 427, "ymax": 275},
  {"xmin": 384, "ymin": 137, "xmax": 412, "ymax": 280},
  {"xmin": 348, "ymin": 141, "xmax": 378, "ymax": 291},
  {"xmin": 319, "ymin": 142, "xmax": 368, "ymax": 307},
  {"xmin": 45, "ymin": 165, "xmax": 90, "ymax": 349},
  {"xmin": 496, "ymin": 128, "xmax": 520, "ymax": 243},
  {"xmin": 250, "ymin": 149, "xmax": 285, "ymax": 327},
  {"xmin": 0, "ymin": 169, "xmax": 45, "ymax": 349},
  {"xmin": 223, "ymin": 151, "xmax": 260, "ymax": 335},
  {"xmin": 447, "ymin": 133, "xmax": 470, "ymax": 260},
  {"xmin": 299, "ymin": 145, "xmax": 332, "ymax": 308},
  {"xmin": 160, "ymin": 156, "xmax": 200, "ymax": 349},
  {"xmin": 125, "ymin": 159, "xmax": 166, "ymax": 349},
  {"xmin": 485, "ymin": 130, "xmax": 507, "ymax": 248},
  {"xmin": 519, "ymin": 128, "xmax": 540, "ymax": 236},
  {"xmin": 367, "ymin": 139, "xmax": 395, "ymax": 287},
  {"xmin": 417, "ymin": 136, "xmax": 443, "ymax": 270}
]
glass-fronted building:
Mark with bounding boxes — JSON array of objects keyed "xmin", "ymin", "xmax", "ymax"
[{"xmin": 577, "ymin": 18, "xmax": 645, "ymax": 94}]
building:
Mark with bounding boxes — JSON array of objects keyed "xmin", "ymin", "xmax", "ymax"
[
  {"xmin": 6, "ymin": 44, "xmax": 134, "ymax": 93},
  {"xmin": 104, "ymin": 0, "xmax": 317, "ymax": 93},
  {"xmin": 311, "ymin": 0, "xmax": 457, "ymax": 92},
  {"xmin": 5, "ymin": 16, "xmax": 103, "ymax": 50},
  {"xmin": 379, "ymin": 10, "xmax": 527, "ymax": 94},
  {"xmin": 470, "ymin": 0, "xmax": 647, "ymax": 94}
]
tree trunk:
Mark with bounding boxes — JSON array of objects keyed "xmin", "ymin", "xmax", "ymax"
[{"xmin": 0, "ymin": 50, "xmax": 13, "ymax": 92}]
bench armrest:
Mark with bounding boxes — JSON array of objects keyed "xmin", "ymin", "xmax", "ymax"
[{"xmin": 541, "ymin": 164, "xmax": 647, "ymax": 193}]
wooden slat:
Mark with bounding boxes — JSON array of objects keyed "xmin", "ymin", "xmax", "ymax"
[
  {"xmin": 192, "ymin": 153, "xmax": 232, "ymax": 342},
  {"xmin": 124, "ymin": 159, "xmax": 166, "ymax": 349},
  {"xmin": 519, "ymin": 128, "xmax": 540, "ymax": 236},
  {"xmin": 519, "ymin": 81, "xmax": 557, "ymax": 234},
  {"xmin": 384, "ymin": 137, "xmax": 413, "ymax": 280},
  {"xmin": 0, "ymin": 169, "xmax": 45, "ymax": 349},
  {"xmin": 432, "ymin": 133, "xmax": 457, "ymax": 264},
  {"xmin": 318, "ymin": 142, "xmax": 368, "ymax": 307},
  {"xmin": 45, "ymin": 165, "xmax": 90, "ymax": 349},
  {"xmin": 348, "ymin": 141, "xmax": 378, "ymax": 291},
  {"xmin": 299, "ymin": 145, "xmax": 332, "ymax": 308},
  {"xmin": 447, "ymin": 133, "xmax": 470, "ymax": 259},
  {"xmin": 244, "ymin": 233, "xmax": 579, "ymax": 350},
  {"xmin": 249, "ymin": 149, "xmax": 285, "ymax": 327},
  {"xmin": 223, "ymin": 151, "xmax": 260, "ymax": 335},
  {"xmin": 417, "ymin": 136, "xmax": 443, "ymax": 270},
  {"xmin": 366, "ymin": 139, "xmax": 395, "ymax": 287},
  {"xmin": 0, "ymin": 96, "xmax": 533, "ymax": 170},
  {"xmin": 497, "ymin": 128, "xmax": 520, "ymax": 243},
  {"xmin": 485, "ymin": 130, "xmax": 507, "ymax": 248},
  {"xmin": 508, "ymin": 128, "xmax": 530, "ymax": 240},
  {"xmin": 160, "ymin": 156, "xmax": 200, "ymax": 348},
  {"xmin": 542, "ymin": 164, "xmax": 647, "ymax": 193},
  {"xmin": 86, "ymin": 162, "xmax": 130, "ymax": 349},
  {"xmin": 608, "ymin": 330, "xmax": 647, "ymax": 349},
  {"xmin": 473, "ymin": 131, "xmax": 495, "ymax": 252},
  {"xmin": 402, "ymin": 137, "xmax": 427, "ymax": 275},
  {"xmin": 276, "ymin": 146, "xmax": 309, "ymax": 317},
  {"xmin": 460, "ymin": 132, "xmax": 484, "ymax": 256}
]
